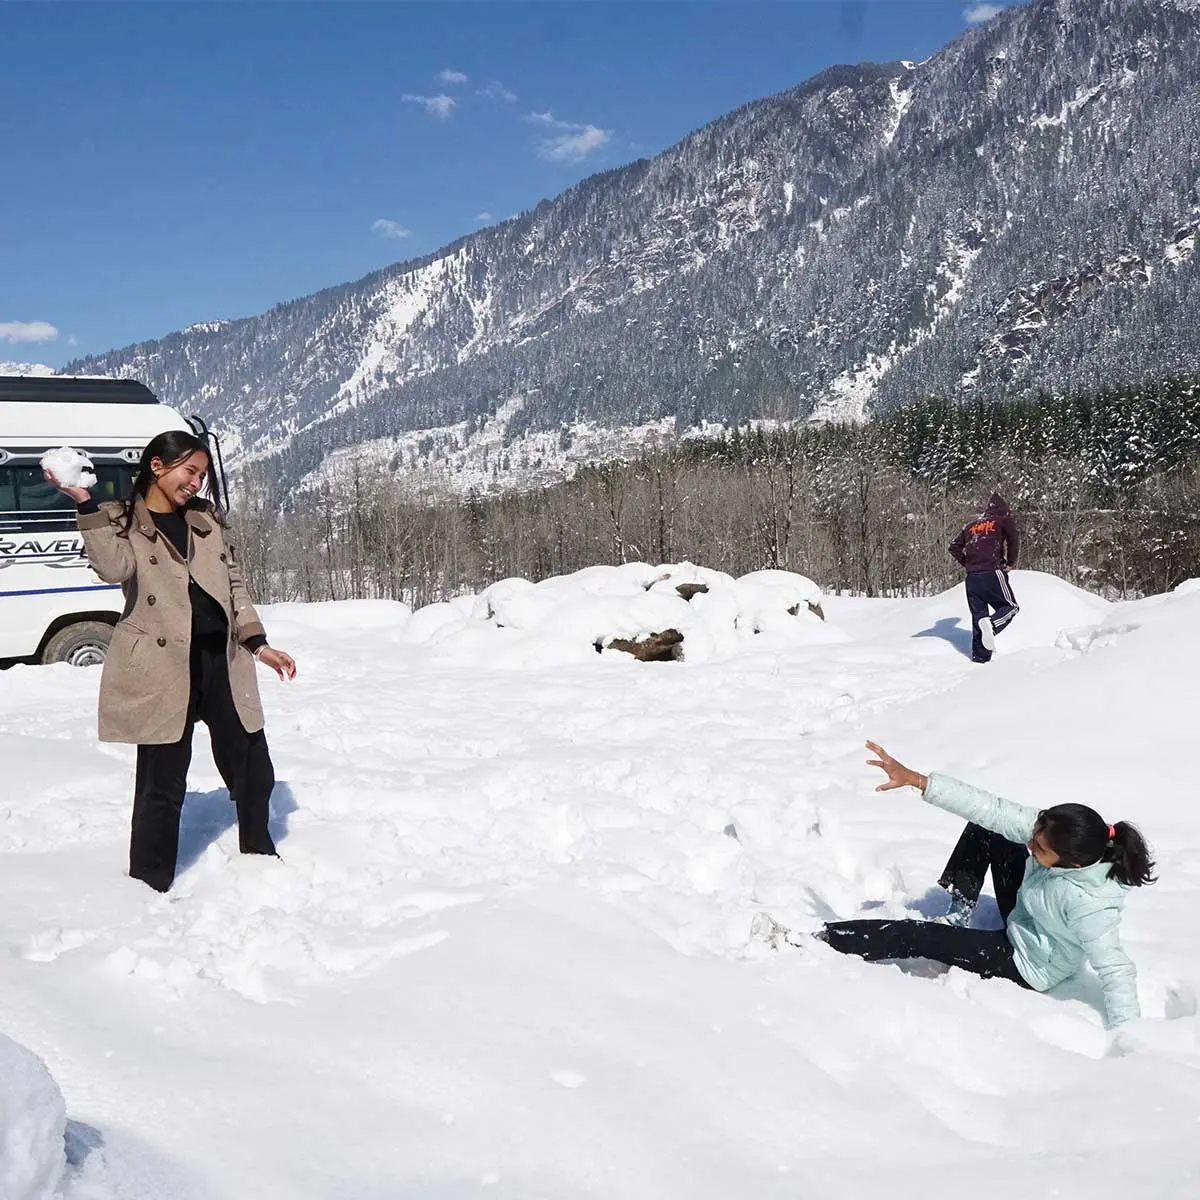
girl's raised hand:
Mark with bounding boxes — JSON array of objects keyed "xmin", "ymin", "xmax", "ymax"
[
  {"xmin": 43, "ymin": 469, "xmax": 92, "ymax": 505},
  {"xmin": 865, "ymin": 741, "xmax": 927, "ymax": 793}
]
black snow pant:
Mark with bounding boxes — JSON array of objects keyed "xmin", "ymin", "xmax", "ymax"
[
  {"xmin": 821, "ymin": 823, "xmax": 1031, "ymax": 987},
  {"xmin": 131, "ymin": 635, "xmax": 277, "ymax": 893},
  {"xmin": 965, "ymin": 568, "xmax": 1019, "ymax": 662},
  {"xmin": 937, "ymin": 820, "xmax": 1028, "ymax": 921},
  {"xmin": 820, "ymin": 919, "xmax": 1030, "ymax": 985}
]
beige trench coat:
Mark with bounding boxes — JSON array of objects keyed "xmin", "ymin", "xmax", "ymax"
[{"xmin": 78, "ymin": 496, "xmax": 268, "ymax": 745}]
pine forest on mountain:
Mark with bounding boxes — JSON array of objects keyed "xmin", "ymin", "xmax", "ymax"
[{"xmin": 229, "ymin": 376, "xmax": 1200, "ymax": 607}]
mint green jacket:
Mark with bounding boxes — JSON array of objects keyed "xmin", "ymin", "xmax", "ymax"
[{"xmin": 923, "ymin": 774, "xmax": 1140, "ymax": 1027}]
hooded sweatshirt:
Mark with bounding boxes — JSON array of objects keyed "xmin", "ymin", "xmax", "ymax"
[
  {"xmin": 923, "ymin": 774, "xmax": 1140, "ymax": 1027},
  {"xmin": 949, "ymin": 492, "xmax": 1020, "ymax": 572}
]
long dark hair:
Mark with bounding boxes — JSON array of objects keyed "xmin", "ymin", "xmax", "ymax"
[
  {"xmin": 119, "ymin": 429, "xmax": 224, "ymax": 536},
  {"xmin": 1037, "ymin": 803, "xmax": 1157, "ymax": 887}
]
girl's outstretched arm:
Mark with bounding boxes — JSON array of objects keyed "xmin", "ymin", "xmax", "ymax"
[{"xmin": 865, "ymin": 741, "xmax": 1038, "ymax": 844}]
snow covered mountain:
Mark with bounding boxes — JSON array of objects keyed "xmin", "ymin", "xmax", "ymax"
[
  {"xmin": 0, "ymin": 361, "xmax": 55, "ymax": 378},
  {"xmin": 67, "ymin": 0, "xmax": 1200, "ymax": 494}
]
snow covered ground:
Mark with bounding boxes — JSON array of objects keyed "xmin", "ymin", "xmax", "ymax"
[{"xmin": 1, "ymin": 569, "xmax": 1198, "ymax": 1198}]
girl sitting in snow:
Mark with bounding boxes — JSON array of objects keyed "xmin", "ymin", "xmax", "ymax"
[
  {"xmin": 817, "ymin": 741, "xmax": 1156, "ymax": 1028},
  {"xmin": 46, "ymin": 430, "xmax": 296, "ymax": 894}
]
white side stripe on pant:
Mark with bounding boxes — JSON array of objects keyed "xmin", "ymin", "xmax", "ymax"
[{"xmin": 992, "ymin": 569, "xmax": 1019, "ymax": 630}]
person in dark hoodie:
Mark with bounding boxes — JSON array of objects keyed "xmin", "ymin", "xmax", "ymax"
[{"xmin": 948, "ymin": 492, "xmax": 1020, "ymax": 663}]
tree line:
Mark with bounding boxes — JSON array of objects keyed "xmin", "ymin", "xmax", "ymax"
[{"xmin": 229, "ymin": 377, "xmax": 1200, "ymax": 608}]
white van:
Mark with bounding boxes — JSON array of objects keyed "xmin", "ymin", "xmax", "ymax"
[{"xmin": 0, "ymin": 375, "xmax": 191, "ymax": 665}]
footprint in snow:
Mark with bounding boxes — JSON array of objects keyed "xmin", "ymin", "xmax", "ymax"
[{"xmin": 20, "ymin": 927, "xmax": 94, "ymax": 962}]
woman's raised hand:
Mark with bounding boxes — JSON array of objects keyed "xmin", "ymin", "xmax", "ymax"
[
  {"xmin": 865, "ymin": 741, "xmax": 927, "ymax": 793},
  {"xmin": 43, "ymin": 469, "xmax": 92, "ymax": 505}
]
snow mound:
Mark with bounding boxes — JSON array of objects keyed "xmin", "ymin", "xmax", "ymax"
[
  {"xmin": 397, "ymin": 601, "xmax": 467, "ymax": 647},
  {"xmin": 1056, "ymin": 576, "xmax": 1200, "ymax": 654},
  {"xmin": 402, "ymin": 562, "xmax": 837, "ymax": 665},
  {"xmin": 39, "ymin": 447, "xmax": 97, "ymax": 491},
  {"xmin": 0, "ymin": 1034, "xmax": 65, "ymax": 1200},
  {"xmin": 979, "ymin": 570, "xmax": 1111, "ymax": 651},
  {"xmin": 839, "ymin": 570, "xmax": 1112, "ymax": 655}
]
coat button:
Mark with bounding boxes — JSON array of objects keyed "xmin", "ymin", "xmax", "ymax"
[
  {"xmin": 157, "ymin": 637, "xmax": 167, "ymax": 647},
  {"xmin": 149, "ymin": 555, "xmax": 158, "ymax": 564},
  {"xmin": 220, "ymin": 553, "xmax": 227, "ymax": 562},
  {"xmin": 147, "ymin": 595, "xmax": 156, "ymax": 605}
]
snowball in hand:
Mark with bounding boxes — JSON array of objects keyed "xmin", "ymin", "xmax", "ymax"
[{"xmin": 40, "ymin": 446, "xmax": 97, "ymax": 490}]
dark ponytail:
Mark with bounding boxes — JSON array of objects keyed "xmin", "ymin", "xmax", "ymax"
[
  {"xmin": 1037, "ymin": 803, "xmax": 1157, "ymax": 887},
  {"xmin": 1106, "ymin": 820, "xmax": 1157, "ymax": 888},
  {"xmin": 119, "ymin": 430, "xmax": 224, "ymax": 536}
]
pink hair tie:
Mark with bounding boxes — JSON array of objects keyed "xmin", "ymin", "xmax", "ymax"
[{"xmin": 1106, "ymin": 824, "xmax": 1116, "ymax": 840}]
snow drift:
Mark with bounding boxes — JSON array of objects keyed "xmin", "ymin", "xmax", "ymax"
[{"xmin": 0, "ymin": 1035, "xmax": 65, "ymax": 1200}]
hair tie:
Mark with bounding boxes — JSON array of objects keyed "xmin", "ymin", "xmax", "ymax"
[{"xmin": 1106, "ymin": 824, "xmax": 1116, "ymax": 840}]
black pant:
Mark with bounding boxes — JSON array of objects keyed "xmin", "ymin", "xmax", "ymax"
[
  {"xmin": 131, "ymin": 637, "xmax": 277, "ymax": 893},
  {"xmin": 821, "ymin": 823, "xmax": 1031, "ymax": 987},
  {"xmin": 937, "ymin": 820, "xmax": 1028, "ymax": 922},
  {"xmin": 965, "ymin": 569, "xmax": 1019, "ymax": 662},
  {"xmin": 820, "ymin": 920, "xmax": 1029, "ymax": 986}
]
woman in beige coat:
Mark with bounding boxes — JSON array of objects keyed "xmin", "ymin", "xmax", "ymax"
[{"xmin": 47, "ymin": 429, "xmax": 296, "ymax": 893}]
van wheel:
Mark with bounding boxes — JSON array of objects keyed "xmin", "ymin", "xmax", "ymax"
[{"xmin": 41, "ymin": 621, "xmax": 114, "ymax": 667}]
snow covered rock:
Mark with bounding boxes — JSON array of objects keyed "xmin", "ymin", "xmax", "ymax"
[
  {"xmin": 734, "ymin": 569, "xmax": 826, "ymax": 623},
  {"xmin": 605, "ymin": 628, "xmax": 685, "ymax": 661},
  {"xmin": 39, "ymin": 446, "xmax": 97, "ymax": 491},
  {"xmin": 0, "ymin": 1034, "xmax": 66, "ymax": 1200}
]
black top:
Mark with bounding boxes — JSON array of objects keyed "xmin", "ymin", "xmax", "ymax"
[
  {"xmin": 149, "ymin": 510, "xmax": 230, "ymax": 643},
  {"xmin": 77, "ymin": 499, "xmax": 267, "ymax": 651}
]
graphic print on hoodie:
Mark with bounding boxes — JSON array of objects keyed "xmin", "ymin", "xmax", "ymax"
[{"xmin": 949, "ymin": 493, "xmax": 1020, "ymax": 573}]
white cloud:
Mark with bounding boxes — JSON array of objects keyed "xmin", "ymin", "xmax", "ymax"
[
  {"xmin": 475, "ymin": 211, "xmax": 495, "ymax": 222},
  {"xmin": 402, "ymin": 93, "xmax": 456, "ymax": 120},
  {"xmin": 437, "ymin": 69, "xmax": 468, "ymax": 86},
  {"xmin": 478, "ymin": 79, "xmax": 518, "ymax": 103},
  {"xmin": 964, "ymin": 3, "xmax": 1006, "ymax": 24},
  {"xmin": 0, "ymin": 320, "xmax": 59, "ymax": 345},
  {"xmin": 542, "ymin": 126, "xmax": 610, "ymax": 161},
  {"xmin": 525, "ymin": 111, "xmax": 611, "ymax": 162},
  {"xmin": 371, "ymin": 218, "xmax": 412, "ymax": 240}
]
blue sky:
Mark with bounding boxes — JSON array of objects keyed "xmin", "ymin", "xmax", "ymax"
[{"xmin": 1, "ymin": 1, "xmax": 1013, "ymax": 367}]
